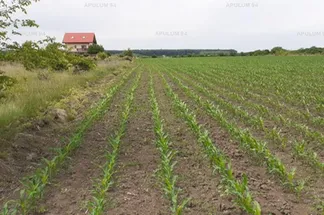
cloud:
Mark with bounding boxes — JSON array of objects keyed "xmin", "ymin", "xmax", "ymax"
[{"xmin": 13, "ymin": 0, "xmax": 324, "ymax": 51}]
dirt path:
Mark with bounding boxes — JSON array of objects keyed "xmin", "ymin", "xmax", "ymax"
[
  {"xmin": 33, "ymin": 72, "xmax": 138, "ymax": 215},
  {"xmin": 152, "ymin": 72, "xmax": 240, "ymax": 214},
  {"xmin": 163, "ymin": 72, "xmax": 313, "ymax": 215},
  {"xmin": 106, "ymin": 71, "xmax": 168, "ymax": 214}
]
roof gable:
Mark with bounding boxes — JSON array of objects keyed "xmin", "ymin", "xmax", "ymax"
[{"xmin": 63, "ymin": 33, "xmax": 96, "ymax": 44}]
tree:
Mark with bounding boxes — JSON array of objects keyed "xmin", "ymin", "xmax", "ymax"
[
  {"xmin": 0, "ymin": 0, "xmax": 39, "ymax": 49},
  {"xmin": 270, "ymin": 47, "xmax": 287, "ymax": 56},
  {"xmin": 87, "ymin": 44, "xmax": 104, "ymax": 54},
  {"xmin": 123, "ymin": 48, "xmax": 133, "ymax": 57}
]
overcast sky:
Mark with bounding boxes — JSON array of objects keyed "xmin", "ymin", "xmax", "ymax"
[{"xmin": 12, "ymin": 0, "xmax": 324, "ymax": 51}]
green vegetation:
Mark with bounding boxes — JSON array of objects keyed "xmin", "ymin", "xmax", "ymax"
[
  {"xmin": 88, "ymin": 71, "xmax": 141, "ymax": 215},
  {"xmin": 97, "ymin": 52, "xmax": 109, "ymax": 60},
  {"xmin": 122, "ymin": 48, "xmax": 133, "ymax": 57},
  {"xmin": 149, "ymin": 74, "xmax": 189, "ymax": 214},
  {"xmin": 2, "ymin": 55, "xmax": 324, "ymax": 214},
  {"xmin": 0, "ymin": 61, "xmax": 132, "ymax": 139},
  {"xmin": 107, "ymin": 47, "xmax": 324, "ymax": 58},
  {"xmin": 143, "ymin": 56, "xmax": 324, "ymax": 213},
  {"xmin": 157, "ymin": 72, "xmax": 261, "ymax": 214},
  {"xmin": 2, "ymin": 41, "xmax": 96, "ymax": 71},
  {"xmin": 0, "ymin": 0, "xmax": 38, "ymax": 49},
  {"xmin": 88, "ymin": 44, "xmax": 105, "ymax": 54},
  {"xmin": 1, "ymin": 68, "xmax": 136, "ymax": 215}
]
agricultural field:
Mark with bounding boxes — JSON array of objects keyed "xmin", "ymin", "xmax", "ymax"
[{"xmin": 1, "ymin": 56, "xmax": 324, "ymax": 215}]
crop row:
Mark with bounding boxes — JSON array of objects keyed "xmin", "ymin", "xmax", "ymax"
[
  {"xmin": 165, "ymin": 69, "xmax": 324, "ymax": 173},
  {"xmin": 162, "ymin": 71, "xmax": 305, "ymax": 195},
  {"xmin": 87, "ymin": 71, "xmax": 142, "ymax": 215},
  {"xmin": 168, "ymin": 59, "xmax": 324, "ymax": 114},
  {"xmin": 188, "ymin": 66, "xmax": 324, "ymax": 129},
  {"xmin": 169, "ymin": 63, "xmax": 324, "ymax": 133},
  {"xmin": 1, "ymin": 67, "xmax": 138, "ymax": 215},
  {"xmin": 158, "ymin": 71, "xmax": 261, "ymax": 214},
  {"xmin": 149, "ymin": 74, "xmax": 189, "ymax": 214}
]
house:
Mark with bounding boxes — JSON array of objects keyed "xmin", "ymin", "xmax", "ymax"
[{"xmin": 62, "ymin": 33, "xmax": 97, "ymax": 53}]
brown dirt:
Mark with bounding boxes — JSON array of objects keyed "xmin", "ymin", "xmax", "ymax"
[
  {"xmin": 0, "ymin": 69, "xmax": 127, "ymax": 207},
  {"xmin": 106, "ymin": 71, "xmax": 168, "ymax": 214},
  {"xmin": 163, "ymin": 72, "xmax": 314, "ymax": 215},
  {"xmin": 1, "ymin": 62, "xmax": 322, "ymax": 215},
  {"xmin": 153, "ymin": 73, "xmax": 241, "ymax": 215},
  {"xmin": 169, "ymin": 71, "xmax": 324, "ymax": 212},
  {"xmin": 33, "ymin": 71, "xmax": 138, "ymax": 215}
]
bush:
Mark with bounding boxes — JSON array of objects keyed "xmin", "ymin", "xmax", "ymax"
[
  {"xmin": 122, "ymin": 48, "xmax": 133, "ymax": 57},
  {"xmin": 69, "ymin": 56, "xmax": 96, "ymax": 72},
  {"xmin": 97, "ymin": 52, "xmax": 108, "ymax": 60},
  {"xmin": 0, "ymin": 75, "xmax": 17, "ymax": 99},
  {"xmin": 88, "ymin": 44, "xmax": 105, "ymax": 54},
  {"xmin": 6, "ymin": 41, "xmax": 96, "ymax": 72}
]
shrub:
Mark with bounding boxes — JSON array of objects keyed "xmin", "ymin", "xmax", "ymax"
[
  {"xmin": 97, "ymin": 52, "xmax": 108, "ymax": 60},
  {"xmin": 70, "ymin": 56, "xmax": 96, "ymax": 72},
  {"xmin": 122, "ymin": 48, "xmax": 133, "ymax": 57},
  {"xmin": 6, "ymin": 41, "xmax": 96, "ymax": 72},
  {"xmin": 0, "ymin": 75, "xmax": 17, "ymax": 99},
  {"xmin": 88, "ymin": 44, "xmax": 105, "ymax": 54}
]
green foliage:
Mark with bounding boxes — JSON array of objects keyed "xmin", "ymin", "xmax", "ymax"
[
  {"xmin": 0, "ymin": 75, "xmax": 17, "ymax": 91},
  {"xmin": 87, "ymin": 44, "xmax": 105, "ymax": 54},
  {"xmin": 5, "ymin": 40, "xmax": 96, "ymax": 71},
  {"xmin": 0, "ymin": 0, "xmax": 39, "ymax": 49},
  {"xmin": 1, "ymin": 70, "xmax": 135, "ymax": 214},
  {"xmin": 0, "ymin": 75, "xmax": 17, "ymax": 99},
  {"xmin": 97, "ymin": 52, "xmax": 108, "ymax": 60},
  {"xmin": 159, "ymin": 72, "xmax": 261, "ymax": 214},
  {"xmin": 122, "ymin": 48, "xmax": 133, "ymax": 57},
  {"xmin": 149, "ymin": 74, "xmax": 189, "ymax": 214},
  {"xmin": 270, "ymin": 47, "xmax": 288, "ymax": 56},
  {"xmin": 88, "ymin": 70, "xmax": 141, "ymax": 215}
]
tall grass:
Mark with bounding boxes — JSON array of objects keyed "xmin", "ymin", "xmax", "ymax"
[{"xmin": 0, "ymin": 60, "xmax": 133, "ymax": 139}]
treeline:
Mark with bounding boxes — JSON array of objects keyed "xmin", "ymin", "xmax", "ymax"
[
  {"xmin": 107, "ymin": 49, "xmax": 237, "ymax": 57},
  {"xmin": 223, "ymin": 46, "xmax": 324, "ymax": 56},
  {"xmin": 107, "ymin": 46, "xmax": 324, "ymax": 58},
  {"xmin": 240, "ymin": 46, "xmax": 324, "ymax": 56}
]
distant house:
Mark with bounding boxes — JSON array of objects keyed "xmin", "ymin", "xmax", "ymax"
[{"xmin": 62, "ymin": 33, "xmax": 97, "ymax": 53}]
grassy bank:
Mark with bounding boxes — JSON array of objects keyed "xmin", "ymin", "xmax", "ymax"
[{"xmin": 0, "ymin": 58, "xmax": 134, "ymax": 137}]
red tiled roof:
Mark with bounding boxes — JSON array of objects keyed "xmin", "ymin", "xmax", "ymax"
[{"xmin": 63, "ymin": 33, "xmax": 96, "ymax": 44}]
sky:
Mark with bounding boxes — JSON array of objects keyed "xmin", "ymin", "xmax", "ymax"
[{"xmin": 10, "ymin": 0, "xmax": 324, "ymax": 52}]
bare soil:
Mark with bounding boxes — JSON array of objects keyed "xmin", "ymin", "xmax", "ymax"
[
  {"xmin": 0, "ymin": 69, "xmax": 127, "ymax": 207},
  {"xmin": 164, "ymin": 72, "xmax": 314, "ymax": 215},
  {"xmin": 1, "ymin": 64, "xmax": 322, "ymax": 215},
  {"xmin": 153, "ymin": 73, "xmax": 241, "ymax": 214},
  {"xmin": 34, "ymin": 71, "xmax": 138, "ymax": 215},
  {"xmin": 106, "ymin": 71, "xmax": 168, "ymax": 214}
]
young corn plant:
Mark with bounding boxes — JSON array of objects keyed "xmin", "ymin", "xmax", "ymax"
[
  {"xmin": 178, "ymin": 67, "xmax": 324, "ymax": 150},
  {"xmin": 1, "ymin": 68, "xmax": 138, "ymax": 215},
  {"xmin": 87, "ymin": 72, "xmax": 141, "ymax": 215},
  {"xmin": 149, "ymin": 74, "xmax": 190, "ymax": 215},
  {"xmin": 165, "ymin": 71, "xmax": 304, "ymax": 194},
  {"xmin": 293, "ymin": 141, "xmax": 324, "ymax": 173},
  {"xmin": 159, "ymin": 73, "xmax": 261, "ymax": 215},
  {"xmin": 177, "ymin": 72, "xmax": 324, "ymax": 172}
]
